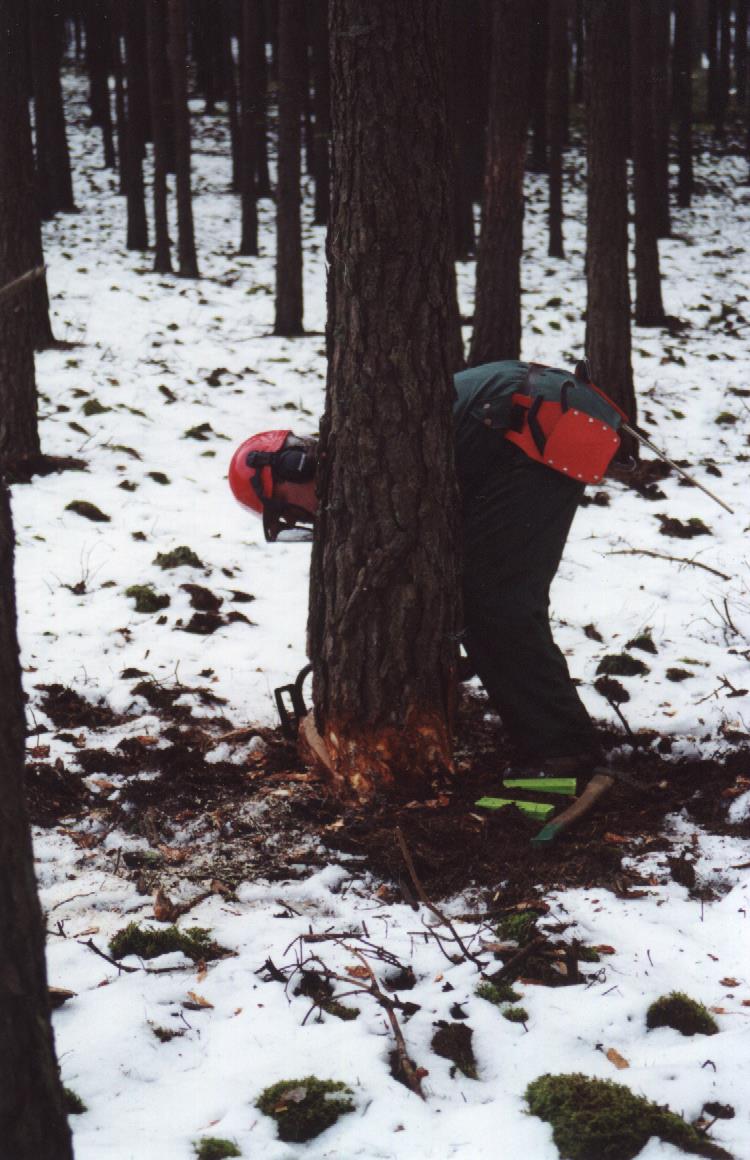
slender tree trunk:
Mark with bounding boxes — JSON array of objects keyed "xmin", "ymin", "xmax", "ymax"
[
  {"xmin": 716, "ymin": 0, "xmax": 731, "ymax": 131},
  {"xmin": 707, "ymin": 0, "xmax": 720, "ymax": 124},
  {"xmin": 274, "ymin": 0, "xmax": 304, "ymax": 334},
  {"xmin": 674, "ymin": 0, "xmax": 694, "ymax": 208},
  {"xmin": 167, "ymin": 0, "xmax": 199, "ymax": 276},
  {"xmin": 1, "ymin": 8, "xmax": 41, "ymax": 470},
  {"xmin": 123, "ymin": 0, "xmax": 149, "ymax": 250},
  {"xmin": 239, "ymin": 0, "xmax": 260, "ymax": 255},
  {"xmin": 470, "ymin": 0, "xmax": 531, "ymax": 366},
  {"xmin": 112, "ymin": 8, "xmax": 127, "ymax": 194},
  {"xmin": 254, "ymin": 3, "xmax": 271, "ymax": 196},
  {"xmin": 548, "ymin": 0, "xmax": 567, "ymax": 258},
  {"xmin": 222, "ymin": 4, "xmax": 241, "ymax": 192},
  {"xmin": 630, "ymin": 0, "xmax": 666, "ymax": 327},
  {"xmin": 29, "ymin": 0, "xmax": 76, "ymax": 217},
  {"xmin": 309, "ymin": 0, "xmax": 330, "ymax": 226},
  {"xmin": 652, "ymin": 0, "xmax": 672, "ymax": 237},
  {"xmin": 573, "ymin": 0, "xmax": 585, "ymax": 104},
  {"xmin": 528, "ymin": 0, "xmax": 549, "ymax": 173},
  {"xmin": 146, "ymin": 0, "xmax": 173, "ymax": 272},
  {"xmin": 737, "ymin": 0, "xmax": 748, "ymax": 107},
  {"xmin": 0, "ymin": 486, "xmax": 74, "ymax": 1160},
  {"xmin": 584, "ymin": 0, "xmax": 636, "ymax": 436},
  {"xmin": 85, "ymin": 0, "xmax": 115, "ymax": 168},
  {"xmin": 308, "ymin": 0, "xmax": 460, "ymax": 800}
]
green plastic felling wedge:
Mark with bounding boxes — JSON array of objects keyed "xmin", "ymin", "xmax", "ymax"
[
  {"xmin": 530, "ymin": 818, "xmax": 564, "ymax": 845},
  {"xmin": 502, "ymin": 777, "xmax": 577, "ymax": 796},
  {"xmin": 475, "ymin": 796, "xmax": 556, "ymax": 821}
]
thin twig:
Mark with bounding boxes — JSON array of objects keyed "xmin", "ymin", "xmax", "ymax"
[
  {"xmin": 607, "ymin": 548, "xmax": 730, "ymax": 581},
  {"xmin": 348, "ymin": 949, "xmax": 425, "ymax": 1100},
  {"xmin": 487, "ymin": 935, "xmax": 547, "ymax": 983},
  {"xmin": 395, "ymin": 827, "xmax": 484, "ymax": 968},
  {"xmin": 77, "ymin": 938, "xmax": 139, "ymax": 974},
  {"xmin": 0, "ymin": 265, "xmax": 45, "ymax": 306}
]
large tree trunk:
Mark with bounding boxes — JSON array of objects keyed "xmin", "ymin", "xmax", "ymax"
[
  {"xmin": 222, "ymin": 4, "xmax": 241, "ymax": 191},
  {"xmin": 309, "ymin": 0, "xmax": 330, "ymax": 227},
  {"xmin": 29, "ymin": 0, "xmax": 76, "ymax": 218},
  {"xmin": 469, "ymin": 0, "xmax": 531, "ymax": 366},
  {"xmin": 674, "ymin": 0, "xmax": 694, "ymax": 208},
  {"xmin": 630, "ymin": 0, "xmax": 666, "ymax": 327},
  {"xmin": 167, "ymin": 0, "xmax": 199, "ymax": 276},
  {"xmin": 547, "ymin": 0, "xmax": 567, "ymax": 259},
  {"xmin": 307, "ymin": 0, "xmax": 460, "ymax": 801},
  {"xmin": 447, "ymin": 2, "xmax": 476, "ymax": 260},
  {"xmin": 146, "ymin": 0, "xmax": 173, "ymax": 272},
  {"xmin": 274, "ymin": 0, "xmax": 304, "ymax": 335},
  {"xmin": 239, "ymin": 0, "xmax": 261, "ymax": 256},
  {"xmin": 584, "ymin": 0, "xmax": 636, "ymax": 435},
  {"xmin": 1, "ymin": 7, "xmax": 41, "ymax": 470},
  {"xmin": 123, "ymin": 0, "xmax": 149, "ymax": 251},
  {"xmin": 528, "ymin": 0, "xmax": 549, "ymax": 173}
]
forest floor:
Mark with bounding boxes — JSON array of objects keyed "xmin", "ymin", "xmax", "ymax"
[{"xmin": 14, "ymin": 72, "xmax": 750, "ymax": 1160}]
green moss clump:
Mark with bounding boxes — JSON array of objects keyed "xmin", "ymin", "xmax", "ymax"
[
  {"xmin": 646, "ymin": 992, "xmax": 719, "ymax": 1036},
  {"xmin": 65, "ymin": 500, "xmax": 111, "ymax": 523},
  {"xmin": 715, "ymin": 412, "xmax": 738, "ymax": 426},
  {"xmin": 666, "ymin": 667, "xmax": 694, "ymax": 682},
  {"xmin": 577, "ymin": 946, "xmax": 601, "ymax": 963},
  {"xmin": 193, "ymin": 1138, "xmax": 241, "ymax": 1160},
  {"xmin": 82, "ymin": 398, "xmax": 110, "ymax": 416},
  {"xmin": 147, "ymin": 471, "xmax": 171, "ymax": 485},
  {"xmin": 63, "ymin": 1086, "xmax": 87, "ymax": 1115},
  {"xmin": 476, "ymin": 980, "xmax": 522, "ymax": 1006},
  {"xmin": 503, "ymin": 1006, "xmax": 529, "ymax": 1024},
  {"xmin": 125, "ymin": 584, "xmax": 170, "ymax": 613},
  {"xmin": 497, "ymin": 911, "xmax": 538, "ymax": 945},
  {"xmin": 596, "ymin": 653, "xmax": 650, "ymax": 678},
  {"xmin": 153, "ymin": 545, "xmax": 204, "ymax": 570},
  {"xmin": 526, "ymin": 1073, "xmax": 731, "ymax": 1160},
  {"xmin": 109, "ymin": 923, "xmax": 224, "ymax": 963},
  {"xmin": 431, "ymin": 1021, "xmax": 478, "ymax": 1079},
  {"xmin": 256, "ymin": 1077, "xmax": 354, "ymax": 1143}
]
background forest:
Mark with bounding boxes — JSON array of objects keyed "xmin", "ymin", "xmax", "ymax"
[{"xmin": 2, "ymin": 2, "xmax": 750, "ymax": 1159}]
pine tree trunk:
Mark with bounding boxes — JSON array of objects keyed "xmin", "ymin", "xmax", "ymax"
[
  {"xmin": 573, "ymin": 0, "xmax": 585, "ymax": 103},
  {"xmin": 309, "ymin": 0, "xmax": 331, "ymax": 227},
  {"xmin": 630, "ymin": 0, "xmax": 666, "ymax": 327},
  {"xmin": 239, "ymin": 0, "xmax": 260, "ymax": 256},
  {"xmin": 447, "ymin": 3, "xmax": 476, "ymax": 260},
  {"xmin": 470, "ymin": 0, "xmax": 531, "ymax": 366},
  {"xmin": 707, "ymin": 0, "xmax": 720, "ymax": 124},
  {"xmin": 167, "ymin": 0, "xmax": 199, "ymax": 276},
  {"xmin": 737, "ymin": 0, "xmax": 748, "ymax": 106},
  {"xmin": 528, "ymin": 0, "xmax": 549, "ymax": 173},
  {"xmin": 307, "ymin": 0, "xmax": 460, "ymax": 800},
  {"xmin": 222, "ymin": 4, "xmax": 241, "ymax": 192},
  {"xmin": 124, "ymin": 0, "xmax": 149, "ymax": 250},
  {"xmin": 146, "ymin": 0, "xmax": 173, "ymax": 272},
  {"xmin": 674, "ymin": 0, "xmax": 694, "ymax": 208},
  {"xmin": 0, "ymin": 487, "xmax": 74, "ymax": 1160},
  {"xmin": 548, "ymin": 0, "xmax": 567, "ymax": 259},
  {"xmin": 274, "ymin": 0, "xmax": 304, "ymax": 335},
  {"xmin": 1, "ymin": 8, "xmax": 41, "ymax": 470},
  {"xmin": 29, "ymin": 0, "xmax": 76, "ymax": 218},
  {"xmin": 112, "ymin": 8, "xmax": 127, "ymax": 194},
  {"xmin": 652, "ymin": 0, "xmax": 672, "ymax": 238},
  {"xmin": 85, "ymin": 0, "xmax": 116, "ymax": 168},
  {"xmin": 584, "ymin": 0, "xmax": 636, "ymax": 434},
  {"xmin": 717, "ymin": 0, "xmax": 731, "ymax": 130},
  {"xmin": 254, "ymin": 3, "xmax": 271, "ymax": 196}
]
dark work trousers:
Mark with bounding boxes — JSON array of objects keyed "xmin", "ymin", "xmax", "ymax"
[{"xmin": 460, "ymin": 439, "xmax": 598, "ymax": 760}]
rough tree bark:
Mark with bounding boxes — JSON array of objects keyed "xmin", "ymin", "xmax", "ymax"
[
  {"xmin": 221, "ymin": 3, "xmax": 241, "ymax": 192},
  {"xmin": 547, "ymin": 0, "xmax": 567, "ymax": 258},
  {"xmin": 447, "ymin": 2, "xmax": 476, "ymax": 260},
  {"xmin": 309, "ymin": 0, "xmax": 330, "ymax": 227},
  {"xmin": 652, "ymin": 0, "xmax": 672, "ymax": 238},
  {"xmin": 1, "ymin": 5, "xmax": 41, "ymax": 470},
  {"xmin": 0, "ymin": 486, "xmax": 74, "ymax": 1160},
  {"xmin": 737, "ymin": 0, "xmax": 748, "ymax": 107},
  {"xmin": 674, "ymin": 0, "xmax": 694, "ymax": 208},
  {"xmin": 307, "ymin": 0, "xmax": 460, "ymax": 800},
  {"xmin": 167, "ymin": 0, "xmax": 199, "ymax": 276},
  {"xmin": 528, "ymin": 0, "xmax": 549, "ymax": 174},
  {"xmin": 29, "ymin": 0, "xmax": 76, "ymax": 218},
  {"xmin": 146, "ymin": 0, "xmax": 173, "ymax": 272},
  {"xmin": 469, "ymin": 0, "xmax": 531, "ymax": 366},
  {"xmin": 274, "ymin": 0, "xmax": 304, "ymax": 335},
  {"xmin": 85, "ymin": 0, "xmax": 115, "ymax": 168},
  {"xmin": 630, "ymin": 0, "xmax": 666, "ymax": 327},
  {"xmin": 123, "ymin": 0, "xmax": 149, "ymax": 251},
  {"xmin": 584, "ymin": 0, "xmax": 636, "ymax": 434}
]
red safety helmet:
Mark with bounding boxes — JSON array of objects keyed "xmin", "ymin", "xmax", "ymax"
[{"xmin": 228, "ymin": 429, "xmax": 316, "ymax": 541}]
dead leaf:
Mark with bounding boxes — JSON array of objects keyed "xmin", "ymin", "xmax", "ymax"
[
  {"xmin": 74, "ymin": 926, "xmax": 100, "ymax": 937},
  {"xmin": 48, "ymin": 986, "xmax": 77, "ymax": 1009},
  {"xmin": 709, "ymin": 1006, "xmax": 726, "ymax": 1014},
  {"xmin": 184, "ymin": 991, "xmax": 213, "ymax": 1010},
  {"xmin": 136, "ymin": 735, "xmax": 159, "ymax": 746},
  {"xmin": 153, "ymin": 888, "xmax": 178, "ymax": 923},
  {"xmin": 210, "ymin": 879, "xmax": 231, "ymax": 896},
  {"xmin": 29, "ymin": 745, "xmax": 50, "ymax": 758},
  {"xmin": 604, "ymin": 832, "xmax": 628, "ymax": 844},
  {"xmin": 196, "ymin": 962, "xmax": 207, "ymax": 984},
  {"xmin": 720, "ymin": 977, "xmax": 740, "ymax": 988},
  {"xmin": 72, "ymin": 733, "xmax": 87, "ymax": 748},
  {"xmin": 158, "ymin": 845, "xmax": 190, "ymax": 865},
  {"xmin": 91, "ymin": 777, "xmax": 116, "ymax": 794},
  {"xmin": 345, "ymin": 965, "xmax": 370, "ymax": 979},
  {"xmin": 606, "ymin": 1048, "xmax": 630, "ymax": 1070},
  {"xmin": 595, "ymin": 945, "xmax": 617, "ymax": 955}
]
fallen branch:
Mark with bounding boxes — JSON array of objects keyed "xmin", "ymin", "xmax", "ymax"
[
  {"xmin": 77, "ymin": 938, "xmax": 139, "ymax": 974},
  {"xmin": 487, "ymin": 934, "xmax": 547, "ymax": 983},
  {"xmin": 348, "ymin": 949, "xmax": 425, "ymax": 1100},
  {"xmin": 395, "ymin": 827, "xmax": 484, "ymax": 968},
  {"xmin": 607, "ymin": 548, "xmax": 730, "ymax": 581}
]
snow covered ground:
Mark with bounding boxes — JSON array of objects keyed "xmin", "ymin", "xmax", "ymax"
[{"xmin": 14, "ymin": 75, "xmax": 750, "ymax": 1158}]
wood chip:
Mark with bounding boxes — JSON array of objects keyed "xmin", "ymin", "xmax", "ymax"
[
  {"xmin": 184, "ymin": 991, "xmax": 213, "ymax": 1010},
  {"xmin": 720, "ymin": 977, "xmax": 740, "ymax": 988},
  {"xmin": 606, "ymin": 1047, "xmax": 630, "ymax": 1070}
]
